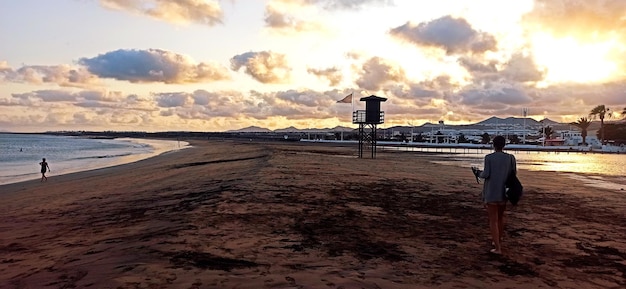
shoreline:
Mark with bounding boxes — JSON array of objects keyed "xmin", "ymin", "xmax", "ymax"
[
  {"xmin": 1, "ymin": 140, "xmax": 625, "ymax": 288},
  {"xmin": 0, "ymin": 137, "xmax": 189, "ymax": 186},
  {"xmin": 301, "ymin": 139, "xmax": 626, "ymax": 154}
]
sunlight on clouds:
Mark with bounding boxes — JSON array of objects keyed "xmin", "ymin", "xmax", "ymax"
[
  {"xmin": 100, "ymin": 0, "xmax": 223, "ymax": 26},
  {"xmin": 532, "ymin": 34, "xmax": 618, "ymax": 84},
  {"xmin": 430, "ymin": 98, "xmax": 446, "ymax": 107},
  {"xmin": 3, "ymin": 1, "xmax": 626, "ymax": 132}
]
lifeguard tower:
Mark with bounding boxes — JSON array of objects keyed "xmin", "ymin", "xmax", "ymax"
[{"xmin": 353, "ymin": 95, "xmax": 386, "ymax": 158}]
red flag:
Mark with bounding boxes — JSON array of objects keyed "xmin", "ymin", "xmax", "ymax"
[{"xmin": 336, "ymin": 93, "xmax": 352, "ymax": 103}]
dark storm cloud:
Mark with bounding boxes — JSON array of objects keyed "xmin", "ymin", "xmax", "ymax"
[
  {"xmin": 230, "ymin": 51, "xmax": 291, "ymax": 83},
  {"xmin": 390, "ymin": 15, "xmax": 497, "ymax": 54},
  {"xmin": 79, "ymin": 49, "xmax": 230, "ymax": 84},
  {"xmin": 100, "ymin": 0, "xmax": 223, "ymax": 26}
]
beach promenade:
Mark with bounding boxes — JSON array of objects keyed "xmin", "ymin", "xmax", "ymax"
[{"xmin": 1, "ymin": 140, "xmax": 624, "ymax": 288}]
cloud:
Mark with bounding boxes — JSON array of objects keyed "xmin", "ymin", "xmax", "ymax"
[
  {"xmin": 275, "ymin": 89, "xmax": 335, "ymax": 107},
  {"xmin": 100, "ymin": 0, "xmax": 223, "ymax": 26},
  {"xmin": 78, "ymin": 90, "xmax": 125, "ymax": 102},
  {"xmin": 264, "ymin": 5, "xmax": 323, "ymax": 32},
  {"xmin": 528, "ymin": 82, "xmax": 626, "ymax": 109},
  {"xmin": 264, "ymin": 0, "xmax": 391, "ymax": 32},
  {"xmin": 459, "ymin": 83, "xmax": 532, "ymax": 107},
  {"xmin": 458, "ymin": 53, "xmax": 546, "ymax": 83},
  {"xmin": 390, "ymin": 16, "xmax": 497, "ymax": 54},
  {"xmin": 12, "ymin": 90, "xmax": 78, "ymax": 102},
  {"xmin": 264, "ymin": 5, "xmax": 299, "ymax": 28},
  {"xmin": 523, "ymin": 0, "xmax": 626, "ymax": 39},
  {"xmin": 458, "ymin": 57, "xmax": 498, "ymax": 73},
  {"xmin": 355, "ymin": 57, "xmax": 405, "ymax": 91},
  {"xmin": 307, "ymin": 66, "xmax": 343, "ymax": 86},
  {"xmin": 285, "ymin": 0, "xmax": 392, "ymax": 10},
  {"xmin": 407, "ymin": 84, "xmax": 440, "ymax": 99},
  {"xmin": 7, "ymin": 89, "xmax": 156, "ymax": 113},
  {"xmin": 156, "ymin": 90, "xmax": 257, "ymax": 119},
  {"xmin": 79, "ymin": 49, "xmax": 230, "ymax": 84},
  {"xmin": 242, "ymin": 89, "xmax": 351, "ymax": 120},
  {"xmin": 230, "ymin": 51, "xmax": 291, "ymax": 83},
  {"xmin": 191, "ymin": 89, "xmax": 214, "ymax": 106},
  {"xmin": 154, "ymin": 92, "xmax": 192, "ymax": 108},
  {"xmin": 500, "ymin": 53, "xmax": 546, "ymax": 83},
  {"xmin": 0, "ymin": 61, "xmax": 11, "ymax": 72},
  {"xmin": 0, "ymin": 64, "xmax": 98, "ymax": 87},
  {"xmin": 151, "ymin": 90, "xmax": 252, "ymax": 118}
]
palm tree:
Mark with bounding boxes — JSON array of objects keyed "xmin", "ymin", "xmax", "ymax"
[
  {"xmin": 543, "ymin": 126, "xmax": 554, "ymax": 139},
  {"xmin": 589, "ymin": 105, "xmax": 611, "ymax": 144},
  {"xmin": 570, "ymin": 117, "xmax": 592, "ymax": 145}
]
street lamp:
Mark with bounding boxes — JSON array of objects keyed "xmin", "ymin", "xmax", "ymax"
[
  {"xmin": 541, "ymin": 119, "xmax": 545, "ymax": 146},
  {"xmin": 523, "ymin": 108, "xmax": 528, "ymax": 144},
  {"xmin": 439, "ymin": 120, "xmax": 445, "ymax": 143}
]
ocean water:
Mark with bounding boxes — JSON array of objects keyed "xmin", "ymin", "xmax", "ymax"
[
  {"xmin": 383, "ymin": 146, "xmax": 626, "ymax": 191},
  {"xmin": 0, "ymin": 133, "xmax": 188, "ymax": 185}
]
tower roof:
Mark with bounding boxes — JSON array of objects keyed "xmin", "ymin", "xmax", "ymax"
[{"xmin": 359, "ymin": 95, "xmax": 387, "ymax": 102}]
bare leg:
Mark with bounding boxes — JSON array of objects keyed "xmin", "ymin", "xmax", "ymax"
[
  {"xmin": 498, "ymin": 203, "xmax": 506, "ymax": 241},
  {"xmin": 487, "ymin": 203, "xmax": 502, "ymax": 254}
]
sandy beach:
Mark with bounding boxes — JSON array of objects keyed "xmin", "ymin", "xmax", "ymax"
[{"xmin": 1, "ymin": 140, "xmax": 625, "ymax": 289}]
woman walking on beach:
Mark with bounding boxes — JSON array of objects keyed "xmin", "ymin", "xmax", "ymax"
[
  {"xmin": 39, "ymin": 158, "xmax": 50, "ymax": 182},
  {"xmin": 477, "ymin": 135, "xmax": 516, "ymax": 254}
]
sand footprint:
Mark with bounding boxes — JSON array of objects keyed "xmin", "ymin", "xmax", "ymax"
[{"xmin": 285, "ymin": 276, "xmax": 304, "ymax": 288}]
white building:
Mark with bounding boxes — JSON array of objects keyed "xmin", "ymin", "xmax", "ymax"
[{"xmin": 560, "ymin": 130, "xmax": 601, "ymax": 146}]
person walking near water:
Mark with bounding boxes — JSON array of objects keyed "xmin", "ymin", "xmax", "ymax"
[
  {"xmin": 474, "ymin": 135, "xmax": 516, "ymax": 254},
  {"xmin": 39, "ymin": 158, "xmax": 50, "ymax": 182}
]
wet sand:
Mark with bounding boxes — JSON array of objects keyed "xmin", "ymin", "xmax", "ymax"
[{"xmin": 1, "ymin": 140, "xmax": 625, "ymax": 288}]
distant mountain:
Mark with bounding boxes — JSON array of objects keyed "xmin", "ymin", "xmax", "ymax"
[
  {"xmin": 541, "ymin": 118, "xmax": 561, "ymax": 125},
  {"xmin": 273, "ymin": 126, "xmax": 301, "ymax": 133},
  {"xmin": 227, "ymin": 126, "xmax": 272, "ymax": 133},
  {"xmin": 328, "ymin": 126, "xmax": 354, "ymax": 132},
  {"xmin": 475, "ymin": 117, "xmax": 542, "ymax": 126},
  {"xmin": 227, "ymin": 117, "xmax": 586, "ymax": 133}
]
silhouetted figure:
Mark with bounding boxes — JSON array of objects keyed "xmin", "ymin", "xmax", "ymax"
[
  {"xmin": 475, "ymin": 136, "xmax": 516, "ymax": 255},
  {"xmin": 39, "ymin": 158, "xmax": 50, "ymax": 182}
]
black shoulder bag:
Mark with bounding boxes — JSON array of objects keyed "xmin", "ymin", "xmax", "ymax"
[{"xmin": 505, "ymin": 155, "xmax": 523, "ymax": 205}]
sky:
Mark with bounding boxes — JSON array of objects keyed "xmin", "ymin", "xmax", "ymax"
[{"xmin": 1, "ymin": 0, "xmax": 626, "ymax": 132}]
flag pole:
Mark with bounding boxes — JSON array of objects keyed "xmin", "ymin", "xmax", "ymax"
[{"xmin": 350, "ymin": 92, "xmax": 354, "ymax": 117}]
